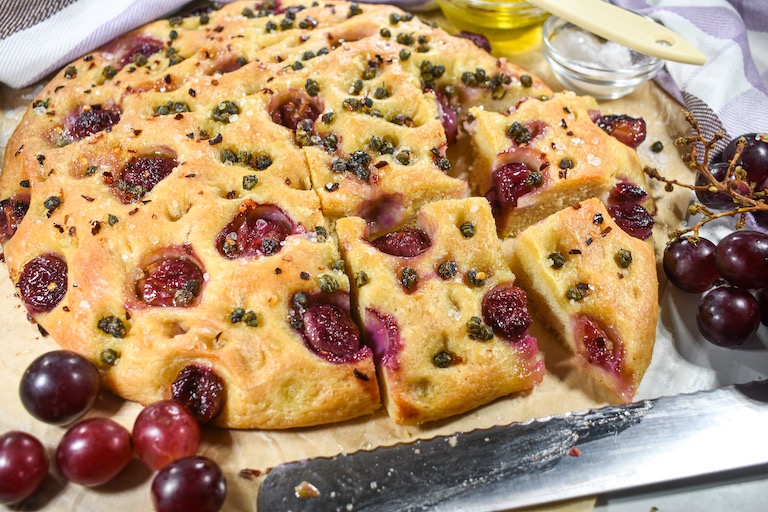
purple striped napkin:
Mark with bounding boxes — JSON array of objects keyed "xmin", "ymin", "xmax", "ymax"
[
  {"xmin": 613, "ymin": 0, "xmax": 768, "ymax": 148},
  {"xmin": 0, "ymin": 0, "xmax": 190, "ymax": 88}
]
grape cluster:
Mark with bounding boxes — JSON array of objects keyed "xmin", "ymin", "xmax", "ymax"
[
  {"xmin": 663, "ymin": 132, "xmax": 768, "ymax": 347},
  {"xmin": 0, "ymin": 350, "xmax": 226, "ymax": 510}
]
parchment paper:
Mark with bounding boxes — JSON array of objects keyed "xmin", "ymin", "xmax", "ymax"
[{"xmin": 0, "ymin": 15, "xmax": 703, "ymax": 512}]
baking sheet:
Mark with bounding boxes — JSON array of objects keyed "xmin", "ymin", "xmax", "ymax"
[{"xmin": 1, "ymin": 11, "xmax": 759, "ymax": 512}]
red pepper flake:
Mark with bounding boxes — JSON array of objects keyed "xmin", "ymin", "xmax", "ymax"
[
  {"xmin": 566, "ymin": 130, "xmax": 574, "ymax": 136},
  {"xmin": 209, "ymin": 133, "xmax": 223, "ymax": 145},
  {"xmin": 81, "ymin": 195, "xmax": 95, "ymax": 202},
  {"xmin": 189, "ymin": 88, "xmax": 197, "ymax": 97},
  {"xmin": 128, "ymin": 207, "xmax": 139, "ymax": 215},
  {"xmin": 133, "ymin": 129, "xmax": 142, "ymax": 136},
  {"xmin": 68, "ymin": 226, "xmax": 76, "ymax": 236},
  {"xmin": 38, "ymin": 324, "xmax": 49, "ymax": 337},
  {"xmin": 572, "ymin": 203, "xmax": 582, "ymax": 210},
  {"xmin": 63, "ymin": 306, "xmax": 70, "ymax": 312},
  {"xmin": 52, "ymin": 223, "xmax": 64, "ymax": 233},
  {"xmin": 568, "ymin": 249, "xmax": 582, "ymax": 255},
  {"xmin": 91, "ymin": 221, "xmax": 101, "ymax": 235},
  {"xmin": 300, "ymin": 271, "xmax": 310, "ymax": 280},
  {"xmin": 559, "ymin": 169, "xmax": 568, "ymax": 180},
  {"xmin": 353, "ymin": 368, "xmax": 369, "ymax": 381},
  {"xmin": 601, "ymin": 226, "xmax": 613, "ymax": 237},
  {"xmin": 239, "ymin": 468, "xmax": 262, "ymax": 479},
  {"xmin": 618, "ymin": 272, "xmax": 625, "ymax": 279},
  {"xmin": 275, "ymin": 268, "xmax": 282, "ymax": 274},
  {"xmin": 374, "ymin": 160, "xmax": 388, "ymax": 169},
  {"xmin": 36, "ymin": 154, "xmax": 45, "ymax": 165},
  {"xmin": 586, "ymin": 237, "xmax": 593, "ymax": 245},
  {"xmin": 15, "ymin": 145, "xmax": 24, "ymax": 156},
  {"xmin": 568, "ymin": 447, "xmax": 581, "ymax": 457},
  {"xmin": 174, "ymin": 113, "xmax": 184, "ymax": 120}
]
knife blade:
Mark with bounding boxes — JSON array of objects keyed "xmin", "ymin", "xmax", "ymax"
[{"xmin": 257, "ymin": 380, "xmax": 768, "ymax": 511}]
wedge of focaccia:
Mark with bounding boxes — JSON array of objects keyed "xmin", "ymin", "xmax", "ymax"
[
  {"xmin": 468, "ymin": 91, "xmax": 654, "ymax": 239},
  {"xmin": 337, "ymin": 198, "xmax": 544, "ymax": 424},
  {"xmin": 509, "ymin": 198, "xmax": 657, "ymax": 402}
]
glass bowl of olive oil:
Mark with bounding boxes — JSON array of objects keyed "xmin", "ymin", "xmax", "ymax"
[{"xmin": 436, "ymin": 0, "xmax": 549, "ymax": 51}]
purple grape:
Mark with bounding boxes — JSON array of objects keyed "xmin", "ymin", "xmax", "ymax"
[
  {"xmin": 18, "ymin": 254, "xmax": 68, "ymax": 314},
  {"xmin": 56, "ymin": 418, "xmax": 133, "ymax": 487},
  {"xmin": 171, "ymin": 365, "xmax": 225, "ymax": 424},
  {"xmin": 595, "ymin": 114, "xmax": 647, "ymax": 148},
  {"xmin": 133, "ymin": 401, "xmax": 200, "ymax": 471},
  {"xmin": 138, "ymin": 255, "xmax": 204, "ymax": 307},
  {"xmin": 64, "ymin": 105, "xmax": 121, "ymax": 143},
  {"xmin": 482, "ymin": 285, "xmax": 532, "ymax": 342},
  {"xmin": 758, "ymin": 287, "xmax": 768, "ymax": 326},
  {"xmin": 431, "ymin": 88, "xmax": 457, "ymax": 144},
  {"xmin": 608, "ymin": 181, "xmax": 647, "ymax": 204},
  {"xmin": 216, "ymin": 204, "xmax": 294, "ymax": 259},
  {"xmin": 110, "ymin": 154, "xmax": 178, "ymax": 203},
  {"xmin": 0, "ymin": 194, "xmax": 30, "ymax": 243},
  {"xmin": 371, "ymin": 228, "xmax": 431, "ymax": 257},
  {"xmin": 269, "ymin": 92, "xmax": 321, "ymax": 131},
  {"xmin": 608, "ymin": 203, "xmax": 654, "ymax": 240},
  {"xmin": 151, "ymin": 456, "xmax": 226, "ymax": 512},
  {"xmin": 663, "ymin": 237, "xmax": 719, "ymax": 293},
  {"xmin": 20, "ymin": 350, "xmax": 100, "ymax": 425},
  {"xmin": 697, "ymin": 287, "xmax": 760, "ymax": 346},
  {"xmin": 720, "ymin": 132, "xmax": 768, "ymax": 189},
  {"xmin": 488, "ymin": 162, "xmax": 539, "ymax": 210},
  {"xmin": 301, "ymin": 303, "xmax": 363, "ymax": 362},
  {"xmin": 695, "ymin": 162, "xmax": 749, "ymax": 209},
  {"xmin": 0, "ymin": 432, "xmax": 48, "ymax": 504},
  {"xmin": 456, "ymin": 31, "xmax": 491, "ymax": 52},
  {"xmin": 117, "ymin": 36, "xmax": 163, "ymax": 68},
  {"xmin": 577, "ymin": 316, "xmax": 621, "ymax": 374},
  {"xmin": 715, "ymin": 230, "xmax": 768, "ymax": 289}
]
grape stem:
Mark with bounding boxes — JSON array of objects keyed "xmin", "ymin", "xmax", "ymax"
[{"xmin": 643, "ymin": 109, "xmax": 768, "ymax": 240}]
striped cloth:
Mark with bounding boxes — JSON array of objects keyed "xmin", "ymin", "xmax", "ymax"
[
  {"xmin": 0, "ymin": 0, "xmax": 189, "ymax": 88},
  {"xmin": 613, "ymin": 0, "xmax": 768, "ymax": 148}
]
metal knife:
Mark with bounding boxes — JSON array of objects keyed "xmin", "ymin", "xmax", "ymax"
[{"xmin": 257, "ymin": 380, "xmax": 768, "ymax": 511}]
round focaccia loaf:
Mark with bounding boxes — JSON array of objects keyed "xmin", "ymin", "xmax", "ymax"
[
  {"xmin": 509, "ymin": 198, "xmax": 658, "ymax": 402},
  {"xmin": 337, "ymin": 198, "xmax": 544, "ymax": 424},
  {"xmin": 468, "ymin": 91, "xmax": 654, "ymax": 239},
  {"xmin": 0, "ymin": 0, "xmax": 599, "ymax": 430}
]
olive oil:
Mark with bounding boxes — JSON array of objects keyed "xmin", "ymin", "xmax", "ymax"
[{"xmin": 436, "ymin": 0, "xmax": 549, "ymax": 52}]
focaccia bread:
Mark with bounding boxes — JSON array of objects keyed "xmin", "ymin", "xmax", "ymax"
[
  {"xmin": 509, "ymin": 198, "xmax": 658, "ymax": 402},
  {"xmin": 468, "ymin": 91, "xmax": 654, "ymax": 239},
  {"xmin": 337, "ymin": 198, "xmax": 544, "ymax": 424},
  {"xmin": 0, "ymin": 0, "xmax": 556, "ymax": 429}
]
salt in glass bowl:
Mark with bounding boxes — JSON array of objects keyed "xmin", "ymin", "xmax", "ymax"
[{"xmin": 542, "ymin": 15, "xmax": 664, "ymax": 100}]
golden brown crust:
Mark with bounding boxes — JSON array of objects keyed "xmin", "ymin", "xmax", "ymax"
[
  {"xmin": 337, "ymin": 198, "xmax": 544, "ymax": 424},
  {"xmin": 509, "ymin": 198, "xmax": 658, "ymax": 402},
  {"xmin": 468, "ymin": 91, "xmax": 653, "ymax": 238}
]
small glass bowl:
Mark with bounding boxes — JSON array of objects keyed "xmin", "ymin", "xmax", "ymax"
[
  {"xmin": 437, "ymin": 0, "xmax": 549, "ymax": 49},
  {"xmin": 542, "ymin": 15, "xmax": 664, "ymax": 99}
]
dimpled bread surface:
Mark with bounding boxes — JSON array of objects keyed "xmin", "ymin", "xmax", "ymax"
[
  {"xmin": 509, "ymin": 198, "xmax": 658, "ymax": 402},
  {"xmin": 0, "ymin": 0, "xmax": 560, "ymax": 428},
  {"xmin": 337, "ymin": 198, "xmax": 544, "ymax": 424},
  {"xmin": 468, "ymin": 91, "xmax": 653, "ymax": 238}
]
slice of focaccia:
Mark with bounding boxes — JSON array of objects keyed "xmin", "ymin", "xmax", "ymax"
[
  {"xmin": 337, "ymin": 197, "xmax": 544, "ymax": 424},
  {"xmin": 468, "ymin": 92, "xmax": 654, "ymax": 239},
  {"xmin": 509, "ymin": 198, "xmax": 657, "ymax": 402}
]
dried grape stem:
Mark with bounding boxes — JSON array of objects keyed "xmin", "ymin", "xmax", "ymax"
[{"xmin": 644, "ymin": 109, "xmax": 768, "ymax": 239}]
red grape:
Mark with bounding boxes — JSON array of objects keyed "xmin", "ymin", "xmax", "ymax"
[
  {"xmin": 663, "ymin": 237, "xmax": 719, "ymax": 293},
  {"xmin": 697, "ymin": 287, "xmax": 760, "ymax": 347},
  {"xmin": 758, "ymin": 287, "xmax": 768, "ymax": 326},
  {"xmin": 56, "ymin": 418, "xmax": 133, "ymax": 486},
  {"xmin": 0, "ymin": 432, "xmax": 48, "ymax": 504},
  {"xmin": 715, "ymin": 230, "xmax": 768, "ymax": 289},
  {"xmin": 695, "ymin": 162, "xmax": 750, "ymax": 210},
  {"xmin": 720, "ymin": 132, "xmax": 768, "ymax": 189},
  {"xmin": 133, "ymin": 401, "xmax": 200, "ymax": 471},
  {"xmin": 151, "ymin": 456, "xmax": 226, "ymax": 512},
  {"xmin": 19, "ymin": 350, "xmax": 100, "ymax": 425}
]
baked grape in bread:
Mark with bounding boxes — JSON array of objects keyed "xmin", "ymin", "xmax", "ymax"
[
  {"xmin": 337, "ymin": 198, "xmax": 544, "ymax": 424},
  {"xmin": 509, "ymin": 198, "xmax": 658, "ymax": 402}
]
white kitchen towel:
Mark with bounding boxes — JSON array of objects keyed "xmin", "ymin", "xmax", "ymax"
[
  {"xmin": 0, "ymin": 0, "xmax": 190, "ymax": 88},
  {"xmin": 613, "ymin": 0, "xmax": 768, "ymax": 148}
]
